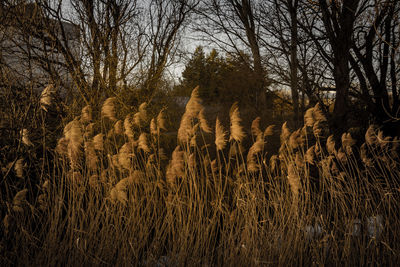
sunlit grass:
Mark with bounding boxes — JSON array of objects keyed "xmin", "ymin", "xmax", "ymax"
[{"xmin": 1, "ymin": 87, "xmax": 400, "ymax": 266}]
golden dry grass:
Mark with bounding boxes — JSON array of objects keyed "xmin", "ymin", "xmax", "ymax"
[{"xmin": 1, "ymin": 88, "xmax": 400, "ymax": 266}]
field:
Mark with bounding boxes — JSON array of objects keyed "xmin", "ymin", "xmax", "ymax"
[{"xmin": 1, "ymin": 87, "xmax": 400, "ymax": 266}]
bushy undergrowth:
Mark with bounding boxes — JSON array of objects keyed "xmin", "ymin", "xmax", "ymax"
[{"xmin": 1, "ymin": 87, "xmax": 400, "ymax": 266}]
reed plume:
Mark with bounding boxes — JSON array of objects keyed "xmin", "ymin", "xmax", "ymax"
[
  {"xmin": 150, "ymin": 118, "xmax": 157, "ymax": 135},
  {"xmin": 65, "ymin": 120, "xmax": 84, "ymax": 169},
  {"xmin": 12, "ymin": 189, "xmax": 28, "ymax": 213},
  {"xmin": 93, "ymin": 133, "xmax": 104, "ymax": 151},
  {"xmin": 114, "ymin": 120, "xmax": 124, "ymax": 135},
  {"xmin": 40, "ymin": 84, "xmax": 55, "ymax": 112},
  {"xmin": 14, "ymin": 158, "xmax": 25, "ymax": 179},
  {"xmin": 247, "ymin": 135, "xmax": 264, "ymax": 172},
  {"xmin": 264, "ymin": 125, "xmax": 275, "ymax": 137},
  {"xmin": 280, "ymin": 122, "xmax": 291, "ymax": 143},
  {"xmin": 365, "ymin": 124, "xmax": 378, "ymax": 145},
  {"xmin": 110, "ymin": 176, "xmax": 134, "ymax": 205},
  {"xmin": 21, "ymin": 129, "xmax": 33, "ymax": 146},
  {"xmin": 251, "ymin": 117, "xmax": 262, "ymax": 138},
  {"xmin": 118, "ymin": 143, "xmax": 135, "ymax": 170},
  {"xmin": 166, "ymin": 146, "xmax": 185, "ymax": 183},
  {"xmin": 138, "ymin": 133, "xmax": 150, "ymax": 153},
  {"xmin": 304, "ymin": 107, "xmax": 315, "ymax": 127},
  {"xmin": 326, "ymin": 135, "xmax": 336, "ymax": 154},
  {"xmin": 199, "ymin": 108, "xmax": 212, "ymax": 133},
  {"xmin": 287, "ymin": 163, "xmax": 301, "ymax": 209},
  {"xmin": 313, "ymin": 103, "xmax": 327, "ymax": 122},
  {"xmin": 229, "ymin": 102, "xmax": 245, "ymax": 142},
  {"xmin": 81, "ymin": 105, "xmax": 92, "ymax": 124},
  {"xmin": 156, "ymin": 109, "xmax": 167, "ymax": 131},
  {"xmin": 178, "ymin": 113, "xmax": 192, "ymax": 143},
  {"xmin": 101, "ymin": 97, "xmax": 117, "ymax": 121},
  {"xmin": 56, "ymin": 137, "xmax": 68, "ymax": 156},
  {"xmin": 215, "ymin": 117, "xmax": 227, "ymax": 150},
  {"xmin": 185, "ymin": 86, "xmax": 203, "ymax": 117},
  {"xmin": 124, "ymin": 114, "xmax": 135, "ymax": 139},
  {"xmin": 305, "ymin": 146, "xmax": 315, "ymax": 164}
]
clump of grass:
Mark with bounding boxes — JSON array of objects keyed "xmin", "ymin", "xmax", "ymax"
[{"xmin": 1, "ymin": 89, "xmax": 400, "ymax": 266}]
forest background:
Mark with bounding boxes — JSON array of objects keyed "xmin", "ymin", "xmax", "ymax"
[{"xmin": 1, "ymin": 0, "xmax": 400, "ymax": 265}]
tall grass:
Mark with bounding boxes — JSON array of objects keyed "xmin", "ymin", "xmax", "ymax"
[{"xmin": 1, "ymin": 87, "xmax": 400, "ymax": 266}]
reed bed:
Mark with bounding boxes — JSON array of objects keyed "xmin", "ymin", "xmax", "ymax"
[{"xmin": 1, "ymin": 87, "xmax": 400, "ymax": 266}]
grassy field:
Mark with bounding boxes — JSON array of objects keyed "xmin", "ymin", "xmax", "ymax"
[{"xmin": 1, "ymin": 87, "xmax": 400, "ymax": 266}]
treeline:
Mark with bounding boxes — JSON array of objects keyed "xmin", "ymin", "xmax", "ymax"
[{"xmin": 0, "ymin": 0, "xmax": 399, "ymax": 132}]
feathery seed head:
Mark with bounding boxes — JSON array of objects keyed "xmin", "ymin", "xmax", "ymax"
[
  {"xmin": 157, "ymin": 109, "xmax": 167, "ymax": 131},
  {"xmin": 342, "ymin": 132, "xmax": 356, "ymax": 148},
  {"xmin": 150, "ymin": 118, "xmax": 157, "ymax": 135},
  {"xmin": 138, "ymin": 133, "xmax": 150, "ymax": 153},
  {"xmin": 264, "ymin": 125, "xmax": 275, "ymax": 137},
  {"xmin": 280, "ymin": 122, "xmax": 291, "ymax": 143},
  {"xmin": 114, "ymin": 120, "xmax": 124, "ymax": 135},
  {"xmin": 365, "ymin": 125, "xmax": 378, "ymax": 145},
  {"xmin": 185, "ymin": 86, "xmax": 203, "ymax": 117},
  {"xmin": 199, "ymin": 108, "xmax": 212, "ymax": 133},
  {"xmin": 304, "ymin": 107, "xmax": 315, "ymax": 127},
  {"xmin": 93, "ymin": 133, "xmax": 104, "ymax": 151},
  {"xmin": 40, "ymin": 84, "xmax": 56, "ymax": 111},
  {"xmin": 124, "ymin": 114, "xmax": 135, "ymax": 139},
  {"xmin": 215, "ymin": 117, "xmax": 227, "ymax": 150},
  {"xmin": 81, "ymin": 105, "xmax": 92, "ymax": 124},
  {"xmin": 326, "ymin": 135, "xmax": 336, "ymax": 154},
  {"xmin": 101, "ymin": 97, "xmax": 117, "ymax": 121},
  {"xmin": 21, "ymin": 129, "xmax": 33, "ymax": 146},
  {"xmin": 14, "ymin": 158, "xmax": 25, "ymax": 178},
  {"xmin": 229, "ymin": 102, "xmax": 245, "ymax": 142},
  {"xmin": 251, "ymin": 117, "xmax": 262, "ymax": 138},
  {"xmin": 178, "ymin": 113, "xmax": 192, "ymax": 143},
  {"xmin": 313, "ymin": 103, "xmax": 327, "ymax": 122},
  {"xmin": 305, "ymin": 146, "xmax": 315, "ymax": 164}
]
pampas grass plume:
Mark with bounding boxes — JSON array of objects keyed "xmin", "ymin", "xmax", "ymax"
[
  {"xmin": 40, "ymin": 84, "xmax": 55, "ymax": 112},
  {"xmin": 280, "ymin": 122, "xmax": 291, "ymax": 143},
  {"xmin": 157, "ymin": 109, "xmax": 167, "ymax": 131},
  {"xmin": 229, "ymin": 102, "xmax": 245, "ymax": 142},
  {"xmin": 138, "ymin": 133, "xmax": 150, "ymax": 153},
  {"xmin": 215, "ymin": 117, "xmax": 227, "ymax": 150},
  {"xmin": 264, "ymin": 125, "xmax": 275, "ymax": 137},
  {"xmin": 21, "ymin": 129, "xmax": 33, "ymax": 146},
  {"xmin": 150, "ymin": 118, "xmax": 157, "ymax": 135},
  {"xmin": 287, "ymin": 163, "xmax": 301, "ymax": 206},
  {"xmin": 199, "ymin": 108, "xmax": 212, "ymax": 133},
  {"xmin": 14, "ymin": 158, "xmax": 25, "ymax": 178},
  {"xmin": 326, "ymin": 135, "xmax": 336, "ymax": 154},
  {"xmin": 124, "ymin": 114, "xmax": 135, "ymax": 139},
  {"xmin": 101, "ymin": 97, "xmax": 117, "ymax": 121},
  {"xmin": 251, "ymin": 117, "xmax": 262, "ymax": 138},
  {"xmin": 304, "ymin": 107, "xmax": 315, "ymax": 127},
  {"xmin": 185, "ymin": 86, "xmax": 203, "ymax": 117},
  {"xmin": 93, "ymin": 133, "xmax": 104, "ymax": 151},
  {"xmin": 114, "ymin": 120, "xmax": 124, "ymax": 135},
  {"xmin": 81, "ymin": 105, "xmax": 92, "ymax": 124}
]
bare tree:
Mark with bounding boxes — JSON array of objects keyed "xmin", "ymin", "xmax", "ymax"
[
  {"xmin": 141, "ymin": 0, "xmax": 199, "ymax": 100},
  {"xmin": 350, "ymin": 0, "xmax": 400, "ymax": 128},
  {"xmin": 194, "ymin": 0, "xmax": 269, "ymax": 111}
]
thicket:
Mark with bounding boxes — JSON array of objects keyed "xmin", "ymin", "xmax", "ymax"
[{"xmin": 1, "ymin": 86, "xmax": 399, "ymax": 266}]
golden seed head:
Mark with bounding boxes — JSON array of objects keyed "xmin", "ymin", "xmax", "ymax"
[
  {"xmin": 229, "ymin": 102, "xmax": 245, "ymax": 142},
  {"xmin": 81, "ymin": 105, "xmax": 92, "ymax": 124},
  {"xmin": 215, "ymin": 117, "xmax": 227, "ymax": 151},
  {"xmin": 101, "ymin": 97, "xmax": 117, "ymax": 121},
  {"xmin": 280, "ymin": 122, "xmax": 291, "ymax": 143},
  {"xmin": 199, "ymin": 108, "xmax": 212, "ymax": 133},
  {"xmin": 251, "ymin": 117, "xmax": 262, "ymax": 138}
]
